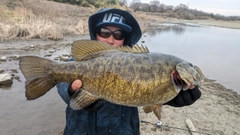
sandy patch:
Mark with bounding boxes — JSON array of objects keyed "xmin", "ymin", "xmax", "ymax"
[{"xmin": 140, "ymin": 79, "xmax": 240, "ymax": 135}]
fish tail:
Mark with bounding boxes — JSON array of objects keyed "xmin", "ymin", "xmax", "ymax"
[{"xmin": 19, "ymin": 56, "xmax": 56, "ymax": 100}]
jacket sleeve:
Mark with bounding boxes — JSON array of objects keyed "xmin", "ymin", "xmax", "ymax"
[{"xmin": 57, "ymin": 82, "xmax": 71, "ymax": 104}]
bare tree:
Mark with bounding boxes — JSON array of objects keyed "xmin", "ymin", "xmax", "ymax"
[
  {"xmin": 165, "ymin": 5, "xmax": 173, "ymax": 12},
  {"xmin": 174, "ymin": 4, "xmax": 188, "ymax": 12},
  {"xmin": 149, "ymin": 0, "xmax": 160, "ymax": 12},
  {"xmin": 130, "ymin": 0, "xmax": 142, "ymax": 12},
  {"xmin": 141, "ymin": 3, "xmax": 150, "ymax": 12},
  {"xmin": 119, "ymin": 0, "xmax": 127, "ymax": 6}
]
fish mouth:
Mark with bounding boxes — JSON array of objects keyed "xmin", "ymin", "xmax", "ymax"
[{"xmin": 171, "ymin": 70, "xmax": 187, "ymax": 91}]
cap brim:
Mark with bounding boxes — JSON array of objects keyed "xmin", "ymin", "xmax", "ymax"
[{"xmin": 95, "ymin": 22, "xmax": 132, "ymax": 33}]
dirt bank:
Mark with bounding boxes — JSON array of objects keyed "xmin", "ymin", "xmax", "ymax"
[{"xmin": 140, "ymin": 79, "xmax": 240, "ymax": 135}]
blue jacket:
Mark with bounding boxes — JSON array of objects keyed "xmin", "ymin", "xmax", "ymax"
[
  {"xmin": 57, "ymin": 8, "xmax": 142, "ymax": 135},
  {"xmin": 57, "ymin": 83, "xmax": 140, "ymax": 135}
]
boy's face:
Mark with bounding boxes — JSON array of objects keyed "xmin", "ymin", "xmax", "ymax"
[{"xmin": 96, "ymin": 26, "xmax": 125, "ymax": 48}]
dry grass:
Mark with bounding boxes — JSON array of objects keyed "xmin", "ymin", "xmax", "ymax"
[{"xmin": 0, "ymin": 0, "xmax": 95, "ymax": 41}]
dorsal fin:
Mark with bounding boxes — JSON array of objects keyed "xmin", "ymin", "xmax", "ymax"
[
  {"xmin": 118, "ymin": 44, "xmax": 149, "ymax": 54},
  {"xmin": 72, "ymin": 40, "xmax": 116, "ymax": 61}
]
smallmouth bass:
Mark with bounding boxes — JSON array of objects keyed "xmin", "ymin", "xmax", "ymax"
[{"xmin": 19, "ymin": 40, "xmax": 204, "ymax": 120}]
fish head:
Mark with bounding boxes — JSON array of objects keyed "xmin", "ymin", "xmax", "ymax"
[{"xmin": 172, "ymin": 62, "xmax": 205, "ymax": 90}]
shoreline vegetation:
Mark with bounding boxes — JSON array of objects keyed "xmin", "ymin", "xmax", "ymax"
[{"xmin": 0, "ymin": 0, "xmax": 240, "ymax": 42}]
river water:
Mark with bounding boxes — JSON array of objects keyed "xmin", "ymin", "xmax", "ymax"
[{"xmin": 139, "ymin": 23, "xmax": 240, "ymax": 94}]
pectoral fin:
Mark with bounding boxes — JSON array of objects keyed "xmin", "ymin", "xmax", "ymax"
[
  {"xmin": 70, "ymin": 88, "xmax": 99, "ymax": 110},
  {"xmin": 152, "ymin": 82, "xmax": 171, "ymax": 96},
  {"xmin": 143, "ymin": 104, "xmax": 163, "ymax": 120},
  {"xmin": 152, "ymin": 82, "xmax": 179, "ymax": 104}
]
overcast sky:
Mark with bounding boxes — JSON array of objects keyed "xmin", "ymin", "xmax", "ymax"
[{"xmin": 139, "ymin": 0, "xmax": 240, "ymax": 16}]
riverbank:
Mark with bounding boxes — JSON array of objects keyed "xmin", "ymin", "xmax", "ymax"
[{"xmin": 172, "ymin": 19, "xmax": 240, "ymax": 29}]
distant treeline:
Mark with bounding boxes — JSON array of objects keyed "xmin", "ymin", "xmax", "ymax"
[
  {"xmin": 51, "ymin": 0, "xmax": 239, "ymax": 21},
  {"xmin": 51, "ymin": 0, "xmax": 123, "ymax": 8},
  {"xmin": 130, "ymin": 2, "xmax": 240, "ymax": 21}
]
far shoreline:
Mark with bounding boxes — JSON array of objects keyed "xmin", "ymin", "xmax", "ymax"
[
  {"xmin": 145, "ymin": 18, "xmax": 240, "ymax": 29},
  {"xmin": 174, "ymin": 19, "xmax": 240, "ymax": 29},
  {"xmin": 1, "ymin": 19, "xmax": 240, "ymax": 44}
]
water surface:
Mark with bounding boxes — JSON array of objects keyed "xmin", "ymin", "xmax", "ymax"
[{"xmin": 139, "ymin": 23, "xmax": 240, "ymax": 94}]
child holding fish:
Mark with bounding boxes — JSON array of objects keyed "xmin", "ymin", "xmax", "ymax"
[{"xmin": 56, "ymin": 8, "xmax": 202, "ymax": 135}]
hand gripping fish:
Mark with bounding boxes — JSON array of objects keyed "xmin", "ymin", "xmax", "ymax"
[{"xmin": 19, "ymin": 40, "xmax": 204, "ymax": 120}]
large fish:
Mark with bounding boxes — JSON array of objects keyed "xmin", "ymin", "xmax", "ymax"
[{"xmin": 19, "ymin": 40, "xmax": 204, "ymax": 120}]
